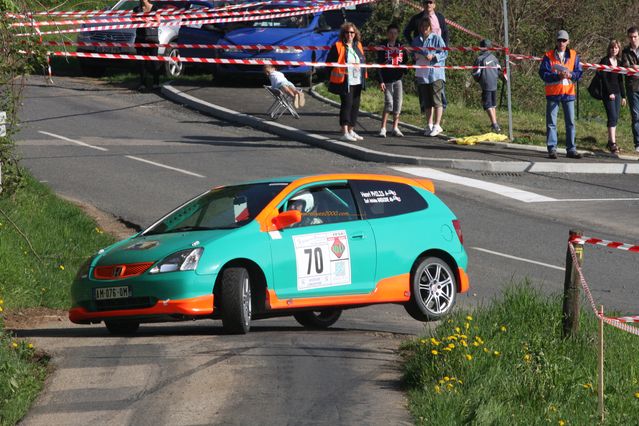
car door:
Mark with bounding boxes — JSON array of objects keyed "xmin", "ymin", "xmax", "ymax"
[{"xmin": 269, "ymin": 182, "xmax": 377, "ymax": 300}]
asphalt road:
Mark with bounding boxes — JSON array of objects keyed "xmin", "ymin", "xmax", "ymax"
[{"xmin": 13, "ymin": 76, "xmax": 639, "ymax": 425}]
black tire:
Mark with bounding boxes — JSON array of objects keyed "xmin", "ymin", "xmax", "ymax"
[
  {"xmin": 163, "ymin": 46, "xmax": 183, "ymax": 78},
  {"xmin": 293, "ymin": 309, "xmax": 342, "ymax": 329},
  {"xmin": 221, "ymin": 267, "xmax": 252, "ymax": 334},
  {"xmin": 404, "ymin": 256, "xmax": 457, "ymax": 322},
  {"xmin": 105, "ymin": 320, "xmax": 140, "ymax": 335},
  {"xmin": 79, "ymin": 59, "xmax": 105, "ymax": 77}
]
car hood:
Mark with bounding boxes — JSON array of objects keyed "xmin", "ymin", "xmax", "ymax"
[
  {"xmin": 94, "ymin": 228, "xmax": 235, "ymax": 266},
  {"xmin": 222, "ymin": 27, "xmax": 314, "ymax": 46}
]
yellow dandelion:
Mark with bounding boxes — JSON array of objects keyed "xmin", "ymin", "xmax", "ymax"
[
  {"xmin": 500, "ymin": 325, "xmax": 507, "ymax": 332},
  {"xmin": 59, "ymin": 265, "xmax": 65, "ymax": 270},
  {"xmin": 558, "ymin": 420, "xmax": 566, "ymax": 426},
  {"xmin": 28, "ymin": 343, "xmax": 34, "ymax": 349},
  {"xmin": 454, "ymin": 327, "xmax": 461, "ymax": 334},
  {"xmin": 434, "ymin": 385, "xmax": 441, "ymax": 394},
  {"xmin": 438, "ymin": 379, "xmax": 445, "ymax": 385},
  {"xmin": 465, "ymin": 322, "xmax": 470, "ymax": 330},
  {"xmin": 634, "ymin": 392, "xmax": 639, "ymax": 399},
  {"xmin": 473, "ymin": 341, "xmax": 480, "ymax": 347},
  {"xmin": 431, "ymin": 349, "xmax": 439, "ymax": 356},
  {"xmin": 430, "ymin": 337, "xmax": 440, "ymax": 346},
  {"xmin": 465, "ymin": 354, "xmax": 473, "ymax": 361},
  {"xmin": 483, "ymin": 348, "xmax": 490, "ymax": 353},
  {"xmin": 523, "ymin": 354, "xmax": 531, "ymax": 363},
  {"xmin": 466, "ymin": 315, "xmax": 473, "ymax": 321},
  {"xmin": 0, "ymin": 306, "xmax": 3, "ymax": 312},
  {"xmin": 447, "ymin": 343, "xmax": 455, "ymax": 349},
  {"xmin": 446, "ymin": 383, "xmax": 454, "ymax": 390},
  {"xmin": 493, "ymin": 351, "xmax": 501, "ymax": 357},
  {"xmin": 448, "ymin": 335, "xmax": 458, "ymax": 341},
  {"xmin": 443, "ymin": 347, "xmax": 452, "ymax": 352},
  {"xmin": 420, "ymin": 339, "xmax": 427, "ymax": 345},
  {"xmin": 444, "ymin": 376, "xmax": 450, "ymax": 382},
  {"xmin": 11, "ymin": 342, "xmax": 18, "ymax": 348},
  {"xmin": 582, "ymin": 383, "xmax": 592, "ymax": 389},
  {"xmin": 0, "ymin": 299, "xmax": 3, "ymax": 304},
  {"xmin": 461, "ymin": 340, "xmax": 468, "ymax": 347}
]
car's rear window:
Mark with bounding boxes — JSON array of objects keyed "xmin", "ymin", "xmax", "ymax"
[{"xmin": 350, "ymin": 180, "xmax": 427, "ymax": 219}]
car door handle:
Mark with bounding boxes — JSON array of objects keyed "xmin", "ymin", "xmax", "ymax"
[{"xmin": 351, "ymin": 233, "xmax": 366, "ymax": 240}]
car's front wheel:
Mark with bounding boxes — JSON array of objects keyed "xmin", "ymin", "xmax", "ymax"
[
  {"xmin": 164, "ymin": 46, "xmax": 183, "ymax": 78},
  {"xmin": 221, "ymin": 267, "xmax": 252, "ymax": 334},
  {"xmin": 405, "ymin": 256, "xmax": 457, "ymax": 322},
  {"xmin": 293, "ymin": 309, "xmax": 342, "ymax": 329},
  {"xmin": 105, "ymin": 320, "xmax": 140, "ymax": 335}
]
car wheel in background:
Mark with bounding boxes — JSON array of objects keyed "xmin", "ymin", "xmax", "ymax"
[
  {"xmin": 164, "ymin": 46, "xmax": 183, "ymax": 78},
  {"xmin": 405, "ymin": 256, "xmax": 457, "ymax": 322},
  {"xmin": 105, "ymin": 320, "xmax": 140, "ymax": 335},
  {"xmin": 79, "ymin": 59, "xmax": 106, "ymax": 77},
  {"xmin": 293, "ymin": 309, "xmax": 342, "ymax": 329},
  {"xmin": 221, "ymin": 267, "xmax": 252, "ymax": 334}
]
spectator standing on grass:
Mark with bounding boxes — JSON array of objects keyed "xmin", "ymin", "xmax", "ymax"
[
  {"xmin": 403, "ymin": 0, "xmax": 449, "ymax": 47},
  {"xmin": 327, "ymin": 22, "xmax": 367, "ymax": 142},
  {"xmin": 134, "ymin": 0, "xmax": 161, "ymax": 92},
  {"xmin": 621, "ymin": 26, "xmax": 639, "ymax": 153},
  {"xmin": 600, "ymin": 39, "xmax": 626, "ymax": 153},
  {"xmin": 538, "ymin": 30, "xmax": 583, "ymax": 159},
  {"xmin": 412, "ymin": 18, "xmax": 447, "ymax": 137},
  {"xmin": 377, "ymin": 23, "xmax": 406, "ymax": 138},
  {"xmin": 472, "ymin": 39, "xmax": 502, "ymax": 133}
]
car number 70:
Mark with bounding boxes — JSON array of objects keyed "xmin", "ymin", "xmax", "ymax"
[{"xmin": 304, "ymin": 247, "xmax": 324, "ymax": 275}]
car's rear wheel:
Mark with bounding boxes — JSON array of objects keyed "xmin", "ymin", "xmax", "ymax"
[
  {"xmin": 164, "ymin": 46, "xmax": 183, "ymax": 78},
  {"xmin": 221, "ymin": 267, "xmax": 252, "ymax": 334},
  {"xmin": 105, "ymin": 320, "xmax": 140, "ymax": 335},
  {"xmin": 293, "ymin": 309, "xmax": 342, "ymax": 329},
  {"xmin": 405, "ymin": 256, "xmax": 457, "ymax": 322}
]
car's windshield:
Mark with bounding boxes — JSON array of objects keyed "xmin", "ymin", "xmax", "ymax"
[
  {"xmin": 144, "ymin": 182, "xmax": 287, "ymax": 235},
  {"xmin": 251, "ymin": 7, "xmax": 313, "ymax": 28}
]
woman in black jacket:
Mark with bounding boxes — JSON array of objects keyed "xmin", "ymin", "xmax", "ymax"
[{"xmin": 600, "ymin": 39, "xmax": 627, "ymax": 153}]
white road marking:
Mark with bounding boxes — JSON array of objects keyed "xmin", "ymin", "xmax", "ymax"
[
  {"xmin": 471, "ymin": 247, "xmax": 564, "ymax": 271},
  {"xmin": 393, "ymin": 166, "xmax": 557, "ymax": 203},
  {"xmin": 124, "ymin": 155, "xmax": 205, "ymax": 178},
  {"xmin": 545, "ymin": 197, "xmax": 639, "ymax": 202},
  {"xmin": 39, "ymin": 131, "xmax": 109, "ymax": 152}
]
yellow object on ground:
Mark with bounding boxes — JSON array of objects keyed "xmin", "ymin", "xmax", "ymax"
[{"xmin": 453, "ymin": 133, "xmax": 509, "ymax": 145}]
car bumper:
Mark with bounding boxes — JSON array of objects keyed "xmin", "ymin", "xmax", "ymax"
[{"xmin": 69, "ymin": 271, "xmax": 216, "ymax": 323}]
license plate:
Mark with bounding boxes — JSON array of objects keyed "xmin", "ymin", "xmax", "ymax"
[
  {"xmin": 95, "ymin": 286, "xmax": 130, "ymax": 300},
  {"xmin": 96, "ymin": 47, "xmax": 120, "ymax": 54}
]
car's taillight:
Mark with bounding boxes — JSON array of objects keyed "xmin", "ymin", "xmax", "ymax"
[{"xmin": 452, "ymin": 219, "xmax": 463, "ymax": 245}]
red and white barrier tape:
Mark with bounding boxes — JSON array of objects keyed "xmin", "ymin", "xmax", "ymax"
[
  {"xmin": 570, "ymin": 236, "xmax": 639, "ymax": 253},
  {"xmin": 51, "ymin": 51, "xmax": 498, "ymax": 70},
  {"xmin": 610, "ymin": 316, "xmax": 639, "ymax": 323},
  {"xmin": 42, "ymin": 40, "xmax": 508, "ymax": 53},
  {"xmin": 21, "ymin": 0, "xmax": 376, "ymax": 36},
  {"xmin": 568, "ymin": 242, "xmax": 639, "ymax": 337}
]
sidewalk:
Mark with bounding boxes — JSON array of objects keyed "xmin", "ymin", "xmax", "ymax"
[{"xmin": 161, "ymin": 80, "xmax": 639, "ymax": 174}]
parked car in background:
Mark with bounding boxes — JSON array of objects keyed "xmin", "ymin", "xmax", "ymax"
[
  {"xmin": 76, "ymin": 0, "xmax": 220, "ymax": 77},
  {"xmin": 177, "ymin": 4, "xmax": 372, "ymax": 84},
  {"xmin": 69, "ymin": 173, "xmax": 469, "ymax": 335}
]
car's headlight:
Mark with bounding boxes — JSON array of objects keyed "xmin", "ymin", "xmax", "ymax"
[
  {"xmin": 149, "ymin": 248, "xmax": 203, "ymax": 274},
  {"xmin": 274, "ymin": 48, "xmax": 303, "ymax": 54},
  {"xmin": 75, "ymin": 256, "xmax": 95, "ymax": 280}
]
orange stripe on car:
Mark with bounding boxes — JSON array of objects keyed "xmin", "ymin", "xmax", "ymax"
[
  {"xmin": 457, "ymin": 267, "xmax": 470, "ymax": 293},
  {"xmin": 266, "ymin": 273, "xmax": 410, "ymax": 310},
  {"xmin": 69, "ymin": 294, "xmax": 214, "ymax": 323}
]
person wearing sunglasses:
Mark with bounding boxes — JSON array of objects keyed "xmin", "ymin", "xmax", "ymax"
[
  {"xmin": 539, "ymin": 30, "xmax": 583, "ymax": 159},
  {"xmin": 327, "ymin": 23, "xmax": 368, "ymax": 142}
]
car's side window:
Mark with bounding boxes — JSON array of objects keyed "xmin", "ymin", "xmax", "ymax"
[
  {"xmin": 350, "ymin": 180, "xmax": 428, "ymax": 219},
  {"xmin": 283, "ymin": 184, "xmax": 359, "ymax": 227}
]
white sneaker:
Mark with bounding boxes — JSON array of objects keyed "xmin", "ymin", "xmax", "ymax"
[
  {"xmin": 635, "ymin": 146, "xmax": 639, "ymax": 152},
  {"xmin": 423, "ymin": 124, "xmax": 433, "ymax": 136},
  {"xmin": 340, "ymin": 133, "xmax": 357, "ymax": 142},
  {"xmin": 391, "ymin": 127, "xmax": 404, "ymax": 137},
  {"xmin": 378, "ymin": 128, "xmax": 387, "ymax": 138},
  {"xmin": 429, "ymin": 125, "xmax": 443, "ymax": 137},
  {"xmin": 349, "ymin": 130, "xmax": 364, "ymax": 141}
]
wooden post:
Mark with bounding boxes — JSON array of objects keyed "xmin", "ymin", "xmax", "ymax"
[
  {"xmin": 562, "ymin": 229, "xmax": 583, "ymax": 338},
  {"xmin": 598, "ymin": 305, "xmax": 605, "ymax": 422}
]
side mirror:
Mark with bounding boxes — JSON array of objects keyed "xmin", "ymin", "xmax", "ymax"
[{"xmin": 271, "ymin": 210, "xmax": 302, "ymax": 230}]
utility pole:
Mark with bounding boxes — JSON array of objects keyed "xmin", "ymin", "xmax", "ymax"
[{"xmin": 502, "ymin": 0, "xmax": 513, "ymax": 141}]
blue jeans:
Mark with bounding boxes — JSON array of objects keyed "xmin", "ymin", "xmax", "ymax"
[
  {"xmin": 546, "ymin": 99, "xmax": 576, "ymax": 153},
  {"xmin": 602, "ymin": 95, "xmax": 621, "ymax": 128},
  {"xmin": 629, "ymin": 90, "xmax": 639, "ymax": 148}
]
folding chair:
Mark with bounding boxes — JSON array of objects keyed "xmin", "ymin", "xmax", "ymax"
[{"xmin": 264, "ymin": 85, "xmax": 300, "ymax": 120}]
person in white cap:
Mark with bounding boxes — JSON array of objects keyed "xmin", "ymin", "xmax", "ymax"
[{"xmin": 539, "ymin": 30, "xmax": 583, "ymax": 159}]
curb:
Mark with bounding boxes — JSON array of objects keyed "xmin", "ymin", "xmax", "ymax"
[{"xmin": 161, "ymin": 84, "xmax": 639, "ymax": 174}]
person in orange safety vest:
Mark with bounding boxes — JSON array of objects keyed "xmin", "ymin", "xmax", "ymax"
[{"xmin": 539, "ymin": 30, "xmax": 583, "ymax": 159}]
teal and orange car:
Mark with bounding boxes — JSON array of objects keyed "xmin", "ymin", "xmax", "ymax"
[{"xmin": 70, "ymin": 174, "xmax": 469, "ymax": 334}]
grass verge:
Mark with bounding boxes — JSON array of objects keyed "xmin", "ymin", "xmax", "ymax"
[
  {"xmin": 314, "ymin": 83, "xmax": 637, "ymax": 154},
  {"xmin": 0, "ymin": 170, "xmax": 116, "ymax": 424},
  {"xmin": 402, "ymin": 283, "xmax": 639, "ymax": 424}
]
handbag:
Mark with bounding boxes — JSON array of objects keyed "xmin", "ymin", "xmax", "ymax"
[{"xmin": 587, "ymin": 72, "xmax": 603, "ymax": 100}]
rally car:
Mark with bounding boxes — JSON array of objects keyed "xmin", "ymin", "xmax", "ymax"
[{"xmin": 70, "ymin": 174, "xmax": 469, "ymax": 334}]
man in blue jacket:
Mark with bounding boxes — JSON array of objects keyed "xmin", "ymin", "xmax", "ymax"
[{"xmin": 539, "ymin": 30, "xmax": 583, "ymax": 159}]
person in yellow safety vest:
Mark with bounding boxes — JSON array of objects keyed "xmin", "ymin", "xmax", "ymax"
[
  {"xmin": 539, "ymin": 30, "xmax": 583, "ymax": 159},
  {"xmin": 327, "ymin": 22, "xmax": 368, "ymax": 142}
]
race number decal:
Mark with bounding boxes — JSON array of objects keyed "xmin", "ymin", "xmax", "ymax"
[{"xmin": 293, "ymin": 230, "xmax": 351, "ymax": 291}]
